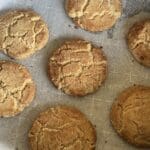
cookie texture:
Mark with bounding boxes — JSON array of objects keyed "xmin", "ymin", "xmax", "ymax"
[
  {"xmin": 127, "ymin": 20, "xmax": 150, "ymax": 67},
  {"xmin": 48, "ymin": 39, "xmax": 107, "ymax": 96},
  {"xmin": 65, "ymin": 0, "xmax": 121, "ymax": 32},
  {"xmin": 0, "ymin": 9, "xmax": 49, "ymax": 59},
  {"xmin": 0, "ymin": 61, "xmax": 35, "ymax": 117},
  {"xmin": 110, "ymin": 85, "xmax": 150, "ymax": 147},
  {"xmin": 29, "ymin": 105, "xmax": 96, "ymax": 150}
]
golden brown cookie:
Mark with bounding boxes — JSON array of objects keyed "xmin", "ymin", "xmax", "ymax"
[
  {"xmin": 127, "ymin": 20, "xmax": 150, "ymax": 67},
  {"xmin": 0, "ymin": 9, "xmax": 49, "ymax": 59},
  {"xmin": 48, "ymin": 39, "xmax": 107, "ymax": 96},
  {"xmin": 29, "ymin": 105, "xmax": 96, "ymax": 150},
  {"xmin": 65, "ymin": 0, "xmax": 121, "ymax": 32},
  {"xmin": 110, "ymin": 85, "xmax": 150, "ymax": 148},
  {"xmin": 0, "ymin": 61, "xmax": 35, "ymax": 117}
]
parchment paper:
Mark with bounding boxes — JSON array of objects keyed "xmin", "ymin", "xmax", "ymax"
[{"xmin": 0, "ymin": 0, "xmax": 149, "ymax": 150}]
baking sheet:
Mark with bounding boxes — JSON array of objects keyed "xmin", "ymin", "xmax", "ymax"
[{"xmin": 0, "ymin": 0, "xmax": 149, "ymax": 150}]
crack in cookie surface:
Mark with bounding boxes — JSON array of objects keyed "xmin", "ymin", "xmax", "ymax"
[
  {"xmin": 111, "ymin": 85, "xmax": 150, "ymax": 147},
  {"xmin": 0, "ymin": 10, "xmax": 49, "ymax": 59},
  {"xmin": 48, "ymin": 39, "xmax": 107, "ymax": 96},
  {"xmin": 0, "ymin": 61, "xmax": 35, "ymax": 117},
  {"xmin": 127, "ymin": 20, "xmax": 150, "ymax": 67},
  {"xmin": 29, "ymin": 106, "xmax": 96, "ymax": 150},
  {"xmin": 66, "ymin": 0, "xmax": 121, "ymax": 32}
]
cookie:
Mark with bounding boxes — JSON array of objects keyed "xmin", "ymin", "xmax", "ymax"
[
  {"xmin": 65, "ymin": 0, "xmax": 121, "ymax": 32},
  {"xmin": 0, "ymin": 61, "xmax": 35, "ymax": 117},
  {"xmin": 127, "ymin": 20, "xmax": 150, "ymax": 67},
  {"xmin": 48, "ymin": 39, "xmax": 107, "ymax": 96},
  {"xmin": 110, "ymin": 85, "xmax": 150, "ymax": 147},
  {"xmin": 0, "ymin": 9, "xmax": 49, "ymax": 59},
  {"xmin": 29, "ymin": 105, "xmax": 96, "ymax": 150}
]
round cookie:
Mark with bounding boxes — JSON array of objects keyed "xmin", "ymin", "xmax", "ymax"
[
  {"xmin": 0, "ymin": 9, "xmax": 49, "ymax": 59},
  {"xmin": 48, "ymin": 39, "xmax": 107, "ymax": 96},
  {"xmin": 29, "ymin": 105, "xmax": 96, "ymax": 150},
  {"xmin": 0, "ymin": 61, "xmax": 35, "ymax": 117},
  {"xmin": 110, "ymin": 85, "xmax": 150, "ymax": 147},
  {"xmin": 127, "ymin": 20, "xmax": 150, "ymax": 67},
  {"xmin": 65, "ymin": 0, "xmax": 121, "ymax": 32}
]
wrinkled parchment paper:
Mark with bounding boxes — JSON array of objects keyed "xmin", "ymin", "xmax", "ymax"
[{"xmin": 0, "ymin": 0, "xmax": 149, "ymax": 150}]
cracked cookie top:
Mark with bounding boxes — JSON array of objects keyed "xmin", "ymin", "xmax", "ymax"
[
  {"xmin": 0, "ymin": 61, "xmax": 35, "ymax": 117},
  {"xmin": 29, "ymin": 105, "xmax": 96, "ymax": 150},
  {"xmin": 65, "ymin": 0, "xmax": 121, "ymax": 32},
  {"xmin": 110, "ymin": 85, "xmax": 150, "ymax": 148},
  {"xmin": 0, "ymin": 9, "xmax": 49, "ymax": 59},
  {"xmin": 48, "ymin": 39, "xmax": 107, "ymax": 96},
  {"xmin": 127, "ymin": 20, "xmax": 150, "ymax": 67}
]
